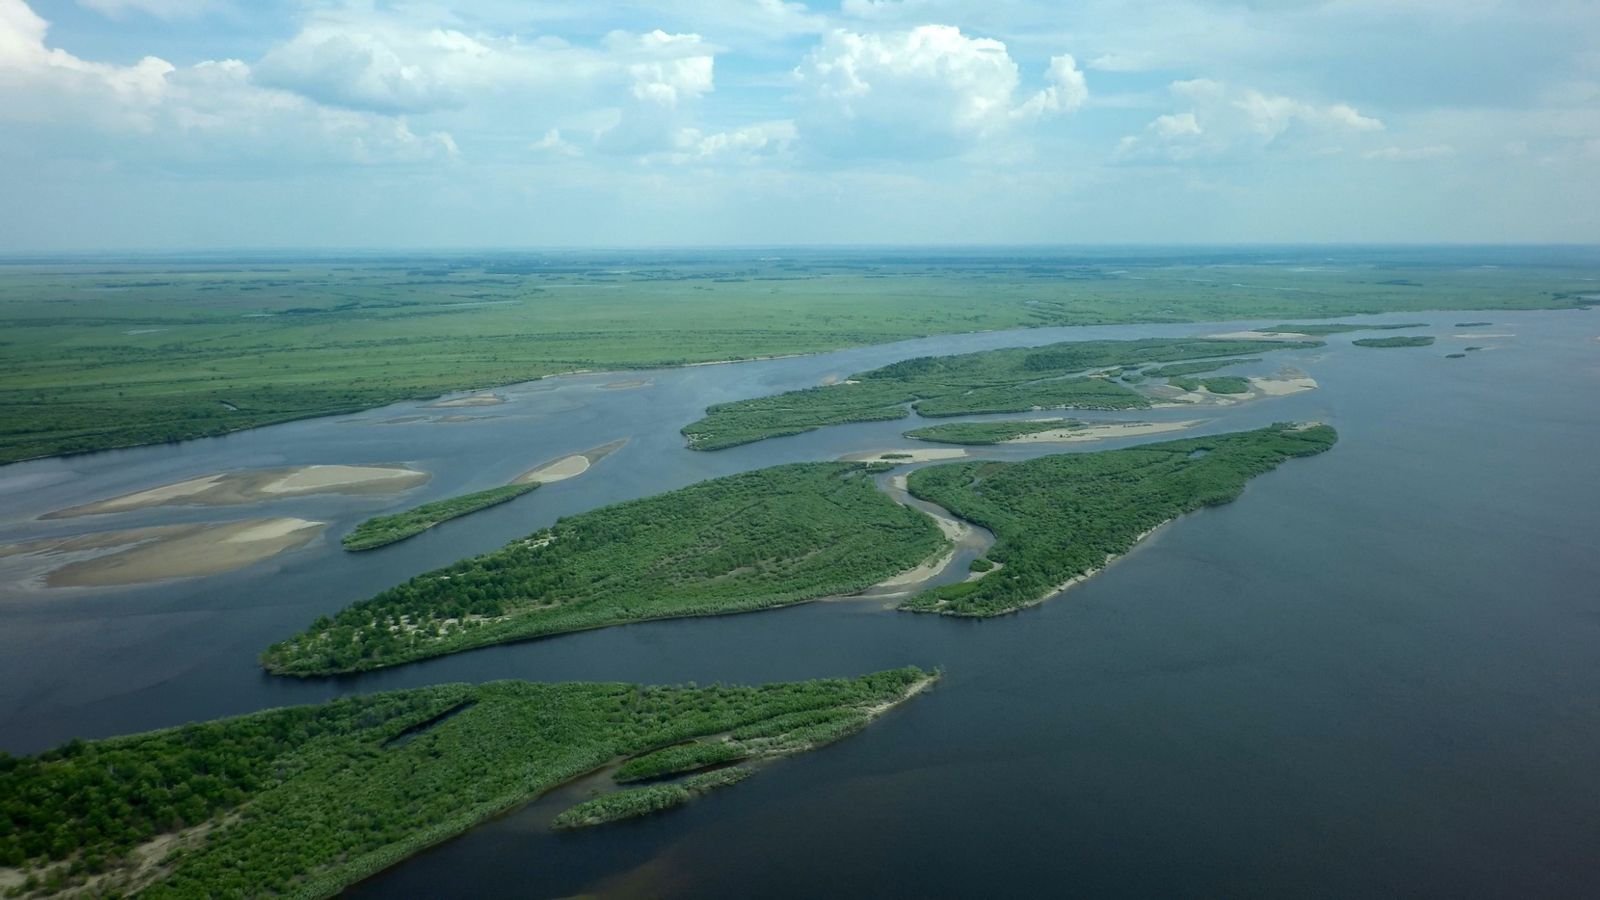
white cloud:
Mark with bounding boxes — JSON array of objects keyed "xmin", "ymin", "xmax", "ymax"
[
  {"xmin": 658, "ymin": 120, "xmax": 798, "ymax": 164},
  {"xmin": 794, "ymin": 25, "xmax": 1086, "ymax": 156},
  {"xmin": 610, "ymin": 30, "xmax": 715, "ymax": 107},
  {"xmin": 1121, "ymin": 77, "xmax": 1383, "ymax": 161}
]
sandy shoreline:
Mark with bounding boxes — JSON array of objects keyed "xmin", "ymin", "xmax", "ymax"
[
  {"xmin": 842, "ymin": 448, "xmax": 969, "ymax": 464},
  {"xmin": 1204, "ymin": 330, "xmax": 1313, "ymax": 341},
  {"xmin": 1249, "ymin": 375, "xmax": 1319, "ymax": 396},
  {"xmin": 426, "ymin": 393, "xmax": 505, "ymax": 408},
  {"xmin": 0, "ymin": 517, "xmax": 326, "ymax": 588},
  {"xmin": 44, "ymin": 465, "xmax": 428, "ymax": 519}
]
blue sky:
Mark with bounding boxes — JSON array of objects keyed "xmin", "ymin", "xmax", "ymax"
[{"xmin": 2, "ymin": 0, "xmax": 1597, "ymax": 249}]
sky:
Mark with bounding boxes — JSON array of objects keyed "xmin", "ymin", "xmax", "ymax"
[{"xmin": 1, "ymin": 0, "xmax": 1597, "ymax": 250}]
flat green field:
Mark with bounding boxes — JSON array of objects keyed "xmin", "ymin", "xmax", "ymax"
[
  {"xmin": 1, "ymin": 251, "xmax": 1592, "ymax": 464},
  {"xmin": 901, "ymin": 424, "xmax": 1338, "ymax": 617},
  {"xmin": 0, "ymin": 669, "xmax": 932, "ymax": 899},
  {"xmin": 263, "ymin": 463, "xmax": 948, "ymax": 675}
]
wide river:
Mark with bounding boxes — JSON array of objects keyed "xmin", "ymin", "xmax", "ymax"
[{"xmin": 3, "ymin": 311, "xmax": 1598, "ymax": 897}]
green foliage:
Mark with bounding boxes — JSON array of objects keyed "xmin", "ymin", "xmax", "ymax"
[
  {"xmin": 1446, "ymin": 353, "xmax": 1467, "ymax": 359},
  {"xmin": 264, "ymin": 464, "xmax": 948, "ymax": 675},
  {"xmin": 1142, "ymin": 358, "xmax": 1259, "ymax": 378},
  {"xmin": 900, "ymin": 424, "xmax": 1338, "ymax": 617},
  {"xmin": 1352, "ymin": 336, "xmax": 1436, "ymax": 348},
  {"xmin": 968, "ymin": 557, "xmax": 995, "ymax": 573},
  {"xmin": 3, "ymin": 669, "xmax": 931, "ymax": 898},
  {"xmin": 1454, "ymin": 322, "xmax": 1494, "ymax": 327},
  {"xmin": 1168, "ymin": 375, "xmax": 1251, "ymax": 394},
  {"xmin": 614, "ymin": 742, "xmax": 750, "ymax": 783},
  {"xmin": 684, "ymin": 338, "xmax": 1317, "ymax": 450},
  {"xmin": 552, "ymin": 769, "xmax": 754, "ymax": 831},
  {"xmin": 342, "ymin": 483, "xmax": 539, "ymax": 551},
  {"xmin": 905, "ymin": 419, "xmax": 1081, "ymax": 445}
]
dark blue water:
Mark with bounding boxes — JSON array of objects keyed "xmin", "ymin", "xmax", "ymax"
[{"xmin": 3, "ymin": 310, "xmax": 1598, "ymax": 898}]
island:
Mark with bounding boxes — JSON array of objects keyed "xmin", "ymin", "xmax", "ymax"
[
  {"xmin": 682, "ymin": 338, "xmax": 1319, "ymax": 451},
  {"xmin": 898, "ymin": 423, "xmax": 1338, "ymax": 617},
  {"xmin": 263, "ymin": 463, "xmax": 949, "ymax": 675},
  {"xmin": 0, "ymin": 669, "xmax": 933, "ymax": 899},
  {"xmin": 903, "ymin": 419, "xmax": 1200, "ymax": 446},
  {"xmin": 1352, "ymin": 336, "xmax": 1436, "ymax": 348},
  {"xmin": 341, "ymin": 484, "xmax": 539, "ymax": 551},
  {"xmin": 1166, "ymin": 375, "xmax": 1252, "ymax": 395},
  {"xmin": 1140, "ymin": 358, "xmax": 1260, "ymax": 377}
]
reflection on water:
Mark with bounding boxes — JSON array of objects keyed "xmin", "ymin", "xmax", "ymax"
[{"xmin": 3, "ymin": 311, "xmax": 1599, "ymax": 897}]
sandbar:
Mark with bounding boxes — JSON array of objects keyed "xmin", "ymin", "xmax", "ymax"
[
  {"xmin": 427, "ymin": 393, "xmax": 505, "ymax": 408},
  {"xmin": 514, "ymin": 439, "xmax": 628, "ymax": 485},
  {"xmin": 1249, "ymin": 375, "xmax": 1319, "ymax": 396},
  {"xmin": 1004, "ymin": 420, "xmax": 1202, "ymax": 444},
  {"xmin": 0, "ymin": 518, "xmax": 326, "ymax": 588},
  {"xmin": 842, "ymin": 448, "xmax": 969, "ymax": 464},
  {"xmin": 601, "ymin": 379, "xmax": 652, "ymax": 390},
  {"xmin": 45, "ymin": 465, "xmax": 428, "ymax": 518},
  {"xmin": 1204, "ymin": 330, "xmax": 1313, "ymax": 341}
]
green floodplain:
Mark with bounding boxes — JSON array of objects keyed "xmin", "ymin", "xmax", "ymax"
[
  {"xmin": 682, "ymin": 337, "xmax": 1319, "ymax": 450},
  {"xmin": 0, "ymin": 669, "xmax": 932, "ymax": 899},
  {"xmin": 904, "ymin": 419, "xmax": 1084, "ymax": 445},
  {"xmin": 264, "ymin": 424, "xmax": 1335, "ymax": 677},
  {"xmin": 341, "ymin": 483, "xmax": 540, "ymax": 551},
  {"xmin": 1, "ymin": 254, "xmax": 1591, "ymax": 465},
  {"xmin": 901, "ymin": 423, "xmax": 1338, "ymax": 617},
  {"xmin": 1353, "ymin": 336, "xmax": 1437, "ymax": 348},
  {"xmin": 263, "ymin": 463, "xmax": 948, "ymax": 676}
]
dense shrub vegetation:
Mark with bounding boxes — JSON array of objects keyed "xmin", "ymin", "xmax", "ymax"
[
  {"xmin": 683, "ymin": 338, "xmax": 1318, "ymax": 450},
  {"xmin": 899, "ymin": 424, "xmax": 1337, "ymax": 617},
  {"xmin": 264, "ymin": 464, "xmax": 947, "ymax": 675},
  {"xmin": 1141, "ymin": 358, "xmax": 1259, "ymax": 378},
  {"xmin": 342, "ymin": 484, "xmax": 539, "ymax": 551},
  {"xmin": 0, "ymin": 669, "xmax": 932, "ymax": 898},
  {"xmin": 1168, "ymin": 375, "xmax": 1252, "ymax": 394},
  {"xmin": 1352, "ymin": 336, "xmax": 1436, "ymax": 348},
  {"xmin": 904, "ymin": 419, "xmax": 1082, "ymax": 445}
]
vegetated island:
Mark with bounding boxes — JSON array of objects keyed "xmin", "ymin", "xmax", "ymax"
[
  {"xmin": 263, "ymin": 463, "xmax": 949, "ymax": 676},
  {"xmin": 341, "ymin": 484, "xmax": 538, "ymax": 552},
  {"xmin": 0, "ymin": 668, "xmax": 933, "ymax": 899},
  {"xmin": 1352, "ymin": 336, "xmax": 1436, "ymax": 348},
  {"xmin": 682, "ymin": 338, "xmax": 1319, "ymax": 451},
  {"xmin": 898, "ymin": 423, "xmax": 1338, "ymax": 617},
  {"xmin": 903, "ymin": 419, "xmax": 1201, "ymax": 446},
  {"xmin": 1454, "ymin": 321, "xmax": 1495, "ymax": 328},
  {"xmin": 1259, "ymin": 322, "xmax": 1427, "ymax": 336},
  {"xmin": 1141, "ymin": 358, "xmax": 1260, "ymax": 378},
  {"xmin": 340, "ymin": 441, "xmax": 627, "ymax": 552},
  {"xmin": 1167, "ymin": 375, "xmax": 1252, "ymax": 395}
]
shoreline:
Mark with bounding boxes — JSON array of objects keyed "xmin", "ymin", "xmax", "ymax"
[{"xmin": 43, "ymin": 465, "xmax": 427, "ymax": 519}]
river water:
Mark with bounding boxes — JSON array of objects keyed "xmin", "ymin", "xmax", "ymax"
[{"xmin": 2, "ymin": 311, "xmax": 1598, "ymax": 898}]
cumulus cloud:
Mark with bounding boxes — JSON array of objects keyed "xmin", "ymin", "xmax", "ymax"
[
  {"xmin": 0, "ymin": 0, "xmax": 456, "ymax": 165},
  {"xmin": 608, "ymin": 30, "xmax": 715, "ymax": 107},
  {"xmin": 793, "ymin": 25, "xmax": 1086, "ymax": 157},
  {"xmin": 1120, "ymin": 77, "xmax": 1383, "ymax": 160},
  {"xmin": 657, "ymin": 120, "xmax": 798, "ymax": 165}
]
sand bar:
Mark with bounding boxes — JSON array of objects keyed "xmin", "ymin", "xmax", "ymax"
[
  {"xmin": 514, "ymin": 439, "xmax": 629, "ymax": 485},
  {"xmin": 0, "ymin": 518, "xmax": 325, "ymax": 588},
  {"xmin": 842, "ymin": 448, "xmax": 969, "ymax": 464},
  {"xmin": 1004, "ymin": 420, "xmax": 1203, "ymax": 444},
  {"xmin": 1204, "ymin": 330, "xmax": 1313, "ymax": 341},
  {"xmin": 45, "ymin": 465, "xmax": 428, "ymax": 518},
  {"xmin": 427, "ymin": 393, "xmax": 505, "ymax": 408},
  {"xmin": 1249, "ymin": 375, "xmax": 1319, "ymax": 396}
]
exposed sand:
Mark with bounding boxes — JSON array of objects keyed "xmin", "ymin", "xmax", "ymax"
[
  {"xmin": 0, "ymin": 518, "xmax": 325, "ymax": 588},
  {"xmin": 45, "ymin": 465, "xmax": 428, "ymax": 518},
  {"xmin": 514, "ymin": 439, "xmax": 629, "ymax": 485},
  {"xmin": 601, "ymin": 379, "xmax": 652, "ymax": 390},
  {"xmin": 1205, "ymin": 330, "xmax": 1313, "ymax": 341},
  {"xmin": 1249, "ymin": 375, "xmax": 1320, "ymax": 396},
  {"xmin": 842, "ymin": 448, "xmax": 969, "ymax": 464},
  {"xmin": 427, "ymin": 393, "xmax": 505, "ymax": 408},
  {"xmin": 1004, "ymin": 420, "xmax": 1202, "ymax": 444}
]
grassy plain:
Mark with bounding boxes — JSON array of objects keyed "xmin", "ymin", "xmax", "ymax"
[
  {"xmin": 0, "ymin": 669, "xmax": 931, "ymax": 899},
  {"xmin": 900, "ymin": 424, "xmax": 1337, "ymax": 617},
  {"xmin": 683, "ymin": 337, "xmax": 1315, "ymax": 450},
  {"xmin": 341, "ymin": 483, "xmax": 539, "ymax": 551},
  {"xmin": 263, "ymin": 463, "xmax": 947, "ymax": 675},
  {"xmin": 2, "ymin": 250, "xmax": 1592, "ymax": 464}
]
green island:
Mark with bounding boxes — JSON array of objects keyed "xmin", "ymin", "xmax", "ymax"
[
  {"xmin": 1261, "ymin": 322, "xmax": 1427, "ymax": 335},
  {"xmin": 1454, "ymin": 322, "xmax": 1495, "ymax": 327},
  {"xmin": 553, "ymin": 770, "xmax": 754, "ymax": 831},
  {"xmin": 683, "ymin": 338, "xmax": 1317, "ymax": 451},
  {"xmin": 262, "ymin": 463, "xmax": 948, "ymax": 676},
  {"xmin": 1141, "ymin": 358, "xmax": 1259, "ymax": 378},
  {"xmin": 1, "ymin": 254, "xmax": 1590, "ymax": 465},
  {"xmin": 342, "ymin": 483, "xmax": 539, "ymax": 551},
  {"xmin": 0, "ymin": 669, "xmax": 932, "ymax": 899},
  {"xmin": 1168, "ymin": 375, "xmax": 1252, "ymax": 394},
  {"xmin": 1352, "ymin": 336, "xmax": 1436, "ymax": 348},
  {"xmin": 905, "ymin": 419, "xmax": 1083, "ymax": 445},
  {"xmin": 1446, "ymin": 353, "xmax": 1467, "ymax": 359},
  {"xmin": 899, "ymin": 424, "xmax": 1338, "ymax": 617}
]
